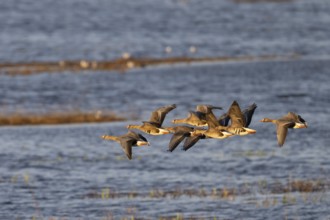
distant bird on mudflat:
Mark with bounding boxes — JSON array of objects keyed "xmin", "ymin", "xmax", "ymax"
[
  {"xmin": 127, "ymin": 104, "xmax": 176, "ymax": 135},
  {"xmin": 101, "ymin": 131, "xmax": 150, "ymax": 160},
  {"xmin": 260, "ymin": 112, "xmax": 307, "ymax": 147}
]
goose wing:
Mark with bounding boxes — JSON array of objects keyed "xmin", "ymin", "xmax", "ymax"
[
  {"xmin": 242, "ymin": 103, "xmax": 257, "ymax": 127},
  {"xmin": 196, "ymin": 104, "xmax": 223, "ymax": 113},
  {"xmin": 119, "ymin": 138, "xmax": 134, "ymax": 160},
  {"xmin": 228, "ymin": 101, "xmax": 246, "ymax": 128},
  {"xmin": 183, "ymin": 135, "xmax": 203, "ymax": 151},
  {"xmin": 168, "ymin": 132, "xmax": 187, "ymax": 152},
  {"xmin": 276, "ymin": 121, "xmax": 295, "ymax": 147},
  {"xmin": 285, "ymin": 112, "xmax": 307, "ymax": 125},
  {"xmin": 149, "ymin": 104, "xmax": 176, "ymax": 126},
  {"xmin": 218, "ymin": 113, "xmax": 230, "ymax": 126},
  {"xmin": 196, "ymin": 105, "xmax": 222, "ymax": 127}
]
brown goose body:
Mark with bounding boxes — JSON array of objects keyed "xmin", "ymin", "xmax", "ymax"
[
  {"xmin": 101, "ymin": 131, "xmax": 150, "ymax": 160},
  {"xmin": 127, "ymin": 104, "xmax": 176, "ymax": 135},
  {"xmin": 260, "ymin": 112, "xmax": 307, "ymax": 147},
  {"xmin": 183, "ymin": 125, "xmax": 233, "ymax": 151},
  {"xmin": 171, "ymin": 111, "xmax": 207, "ymax": 127},
  {"xmin": 171, "ymin": 104, "xmax": 223, "ymax": 127},
  {"xmin": 191, "ymin": 127, "xmax": 233, "ymax": 139}
]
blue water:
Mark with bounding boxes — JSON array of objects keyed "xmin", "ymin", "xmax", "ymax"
[
  {"xmin": 1, "ymin": 59, "xmax": 330, "ymax": 219},
  {"xmin": 0, "ymin": 0, "xmax": 330, "ymax": 62},
  {"xmin": 1, "ymin": 0, "xmax": 330, "ymax": 219}
]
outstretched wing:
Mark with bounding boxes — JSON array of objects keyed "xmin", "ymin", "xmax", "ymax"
[
  {"xmin": 119, "ymin": 138, "xmax": 133, "ymax": 160},
  {"xmin": 218, "ymin": 113, "xmax": 230, "ymax": 126},
  {"xmin": 183, "ymin": 135, "xmax": 203, "ymax": 151},
  {"xmin": 276, "ymin": 121, "xmax": 295, "ymax": 147},
  {"xmin": 242, "ymin": 103, "xmax": 257, "ymax": 127},
  {"xmin": 168, "ymin": 132, "xmax": 187, "ymax": 152},
  {"xmin": 149, "ymin": 104, "xmax": 176, "ymax": 126},
  {"xmin": 196, "ymin": 105, "xmax": 223, "ymax": 128},
  {"xmin": 228, "ymin": 101, "xmax": 246, "ymax": 128}
]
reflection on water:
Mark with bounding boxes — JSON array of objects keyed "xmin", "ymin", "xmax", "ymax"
[{"xmin": 0, "ymin": 59, "xmax": 329, "ymax": 219}]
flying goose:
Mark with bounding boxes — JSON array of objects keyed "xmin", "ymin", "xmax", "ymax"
[
  {"xmin": 101, "ymin": 131, "xmax": 150, "ymax": 160},
  {"xmin": 171, "ymin": 111, "xmax": 207, "ymax": 127},
  {"xmin": 165, "ymin": 125, "xmax": 195, "ymax": 152},
  {"xmin": 218, "ymin": 102, "xmax": 257, "ymax": 127},
  {"xmin": 171, "ymin": 104, "xmax": 222, "ymax": 127},
  {"xmin": 223, "ymin": 101, "xmax": 257, "ymax": 135},
  {"xmin": 183, "ymin": 122, "xmax": 233, "ymax": 151},
  {"xmin": 127, "ymin": 104, "xmax": 176, "ymax": 135},
  {"xmin": 260, "ymin": 112, "xmax": 307, "ymax": 146}
]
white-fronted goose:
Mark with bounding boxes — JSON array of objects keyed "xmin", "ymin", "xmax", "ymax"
[
  {"xmin": 127, "ymin": 104, "xmax": 176, "ymax": 135},
  {"xmin": 183, "ymin": 124, "xmax": 233, "ymax": 151},
  {"xmin": 224, "ymin": 101, "xmax": 257, "ymax": 135},
  {"xmin": 165, "ymin": 125, "xmax": 195, "ymax": 152},
  {"xmin": 218, "ymin": 102, "xmax": 257, "ymax": 127},
  {"xmin": 171, "ymin": 104, "xmax": 222, "ymax": 127},
  {"xmin": 191, "ymin": 127, "xmax": 233, "ymax": 139},
  {"xmin": 101, "ymin": 131, "xmax": 150, "ymax": 160},
  {"xmin": 171, "ymin": 111, "xmax": 207, "ymax": 127},
  {"xmin": 260, "ymin": 112, "xmax": 307, "ymax": 147}
]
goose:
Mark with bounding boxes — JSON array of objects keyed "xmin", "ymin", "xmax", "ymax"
[
  {"xmin": 218, "ymin": 102, "xmax": 257, "ymax": 127},
  {"xmin": 171, "ymin": 104, "xmax": 222, "ymax": 127},
  {"xmin": 222, "ymin": 101, "xmax": 257, "ymax": 135},
  {"xmin": 101, "ymin": 131, "xmax": 150, "ymax": 160},
  {"xmin": 127, "ymin": 104, "xmax": 176, "ymax": 135},
  {"xmin": 183, "ymin": 123, "xmax": 233, "ymax": 151},
  {"xmin": 165, "ymin": 125, "xmax": 195, "ymax": 152},
  {"xmin": 171, "ymin": 111, "xmax": 207, "ymax": 127},
  {"xmin": 260, "ymin": 112, "xmax": 307, "ymax": 146}
]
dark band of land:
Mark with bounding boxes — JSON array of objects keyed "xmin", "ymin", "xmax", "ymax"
[
  {"xmin": 0, "ymin": 111, "xmax": 127, "ymax": 126},
  {"xmin": 0, "ymin": 54, "xmax": 299, "ymax": 75}
]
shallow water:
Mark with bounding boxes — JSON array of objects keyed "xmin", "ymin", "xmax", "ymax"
[
  {"xmin": 1, "ymin": 0, "xmax": 330, "ymax": 218},
  {"xmin": 0, "ymin": 59, "xmax": 330, "ymax": 219}
]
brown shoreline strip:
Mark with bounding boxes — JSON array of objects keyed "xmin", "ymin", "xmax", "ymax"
[
  {"xmin": 0, "ymin": 111, "xmax": 127, "ymax": 126},
  {"xmin": 0, "ymin": 54, "xmax": 299, "ymax": 75}
]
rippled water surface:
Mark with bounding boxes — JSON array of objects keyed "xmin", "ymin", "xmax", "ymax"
[
  {"xmin": 1, "ymin": 0, "xmax": 330, "ymax": 219},
  {"xmin": 1, "ymin": 59, "xmax": 330, "ymax": 219},
  {"xmin": 1, "ymin": 0, "xmax": 330, "ymax": 62}
]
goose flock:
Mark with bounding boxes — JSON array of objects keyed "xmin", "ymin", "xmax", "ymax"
[{"xmin": 101, "ymin": 101, "xmax": 308, "ymax": 160}]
